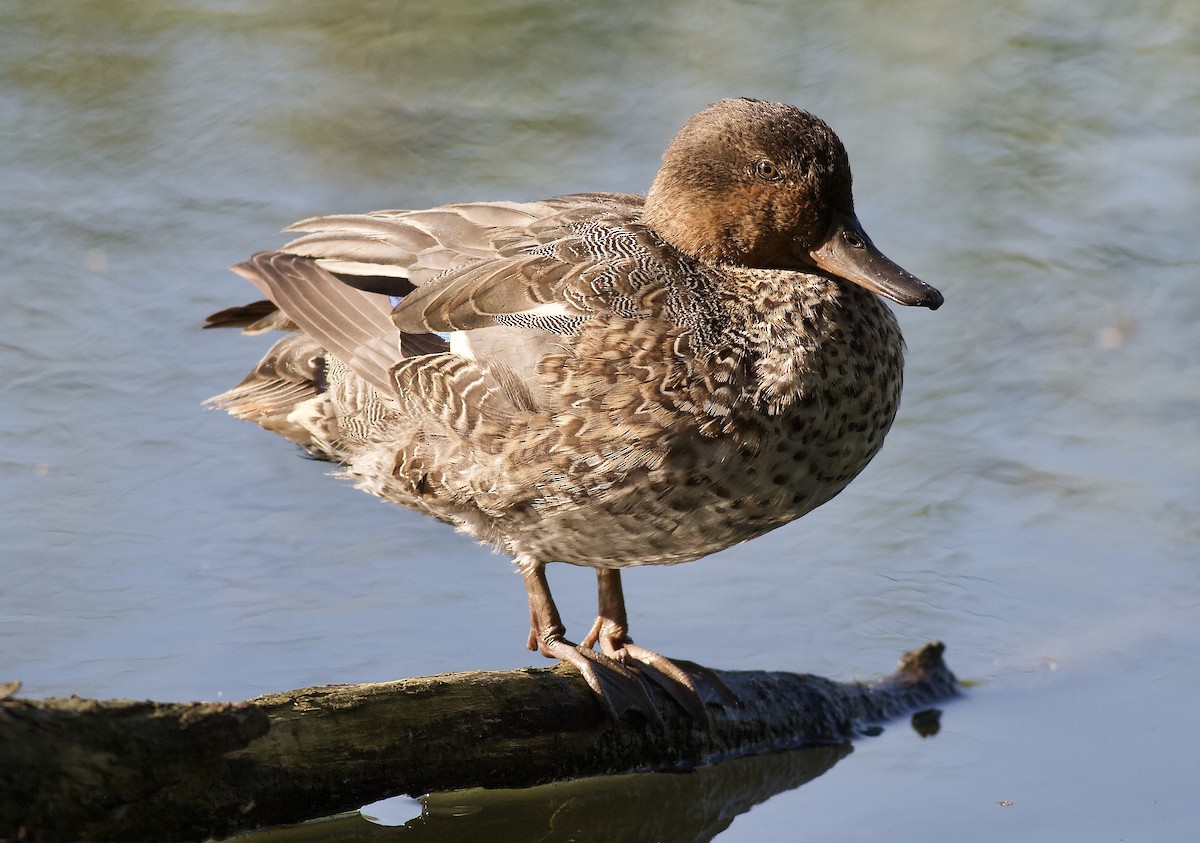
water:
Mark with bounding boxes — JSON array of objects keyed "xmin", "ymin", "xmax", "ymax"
[{"xmin": 2, "ymin": 0, "xmax": 1198, "ymax": 839}]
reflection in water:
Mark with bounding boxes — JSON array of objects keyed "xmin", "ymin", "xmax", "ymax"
[{"xmin": 232, "ymin": 744, "xmax": 849, "ymax": 843}]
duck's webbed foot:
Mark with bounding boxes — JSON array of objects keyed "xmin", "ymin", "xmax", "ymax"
[
  {"xmin": 582, "ymin": 569, "xmax": 739, "ymax": 722},
  {"xmin": 523, "ymin": 563, "xmax": 660, "ymax": 722},
  {"xmin": 581, "ymin": 620, "xmax": 736, "ymax": 722},
  {"xmin": 530, "ymin": 631, "xmax": 661, "ymax": 722}
]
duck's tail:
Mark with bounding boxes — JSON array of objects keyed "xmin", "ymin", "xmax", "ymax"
[
  {"xmin": 203, "ymin": 253, "xmax": 408, "ymax": 457},
  {"xmin": 204, "ymin": 320, "xmax": 337, "ymax": 455}
]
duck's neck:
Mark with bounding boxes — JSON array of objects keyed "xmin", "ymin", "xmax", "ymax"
[
  {"xmin": 718, "ymin": 268, "xmax": 903, "ymax": 417},
  {"xmin": 643, "ymin": 178, "xmax": 740, "ymax": 266}
]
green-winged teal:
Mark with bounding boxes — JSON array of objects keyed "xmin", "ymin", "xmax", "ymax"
[{"xmin": 206, "ymin": 98, "xmax": 943, "ymax": 718}]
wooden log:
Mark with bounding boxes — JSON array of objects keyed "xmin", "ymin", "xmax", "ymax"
[{"xmin": 0, "ymin": 642, "xmax": 958, "ymax": 843}]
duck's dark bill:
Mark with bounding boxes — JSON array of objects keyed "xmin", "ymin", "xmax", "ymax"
[{"xmin": 808, "ymin": 213, "xmax": 943, "ymax": 310}]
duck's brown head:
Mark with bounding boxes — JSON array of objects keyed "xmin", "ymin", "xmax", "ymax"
[{"xmin": 643, "ymin": 98, "xmax": 942, "ymax": 309}]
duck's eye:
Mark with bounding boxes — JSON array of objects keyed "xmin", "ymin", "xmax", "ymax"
[{"xmin": 754, "ymin": 159, "xmax": 782, "ymax": 181}]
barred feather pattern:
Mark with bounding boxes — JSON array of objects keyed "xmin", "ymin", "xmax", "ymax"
[{"xmin": 207, "ymin": 194, "xmax": 904, "ymax": 569}]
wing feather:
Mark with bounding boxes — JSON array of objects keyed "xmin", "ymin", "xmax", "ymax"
[
  {"xmin": 231, "ymin": 253, "xmax": 404, "ymax": 398},
  {"xmin": 220, "ymin": 193, "xmax": 658, "ymax": 404}
]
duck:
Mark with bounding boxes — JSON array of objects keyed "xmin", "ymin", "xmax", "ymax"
[{"xmin": 204, "ymin": 98, "xmax": 943, "ymax": 720}]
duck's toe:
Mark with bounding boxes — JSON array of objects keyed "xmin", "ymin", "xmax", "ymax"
[
  {"xmin": 539, "ymin": 635, "xmax": 663, "ymax": 724},
  {"xmin": 624, "ymin": 644, "xmax": 740, "ymax": 718},
  {"xmin": 585, "ymin": 628, "xmax": 738, "ymax": 722}
]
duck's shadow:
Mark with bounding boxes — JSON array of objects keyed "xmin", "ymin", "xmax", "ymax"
[{"xmin": 231, "ymin": 742, "xmax": 850, "ymax": 843}]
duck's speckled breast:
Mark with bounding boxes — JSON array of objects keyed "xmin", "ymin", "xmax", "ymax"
[{"xmin": 498, "ymin": 271, "xmax": 906, "ymax": 568}]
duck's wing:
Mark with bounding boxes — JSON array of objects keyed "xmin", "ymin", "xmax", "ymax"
[
  {"xmin": 225, "ymin": 251, "xmax": 415, "ymax": 398},
  {"xmin": 262, "ymin": 196, "xmax": 652, "ymax": 391},
  {"xmin": 221, "ymin": 193, "xmax": 670, "ymax": 417},
  {"xmin": 281, "ymin": 194, "xmax": 644, "ymax": 283},
  {"xmin": 280, "ymin": 193, "xmax": 651, "ymax": 335}
]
